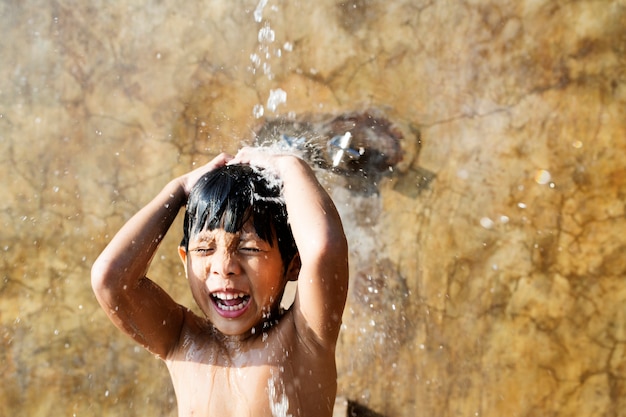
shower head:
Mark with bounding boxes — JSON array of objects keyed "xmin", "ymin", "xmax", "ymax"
[{"xmin": 328, "ymin": 132, "xmax": 362, "ymax": 168}]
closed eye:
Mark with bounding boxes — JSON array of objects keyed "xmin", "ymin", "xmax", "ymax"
[
  {"xmin": 239, "ymin": 246, "xmax": 262, "ymax": 254},
  {"xmin": 191, "ymin": 248, "xmax": 214, "ymax": 256}
]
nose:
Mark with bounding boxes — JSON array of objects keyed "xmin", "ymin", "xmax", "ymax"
[{"xmin": 210, "ymin": 249, "xmax": 241, "ymax": 278}]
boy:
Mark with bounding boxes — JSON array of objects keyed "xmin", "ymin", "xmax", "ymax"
[{"xmin": 91, "ymin": 147, "xmax": 349, "ymax": 417}]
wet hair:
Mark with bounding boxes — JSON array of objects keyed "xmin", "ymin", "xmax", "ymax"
[{"xmin": 181, "ymin": 164, "xmax": 298, "ymax": 270}]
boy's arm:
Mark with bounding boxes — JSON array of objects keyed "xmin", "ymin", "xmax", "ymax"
[
  {"xmin": 91, "ymin": 153, "xmax": 232, "ymax": 358},
  {"xmin": 230, "ymin": 149, "xmax": 349, "ymax": 347}
]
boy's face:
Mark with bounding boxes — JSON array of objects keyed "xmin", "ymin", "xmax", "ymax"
[{"xmin": 178, "ymin": 220, "xmax": 296, "ymax": 337}]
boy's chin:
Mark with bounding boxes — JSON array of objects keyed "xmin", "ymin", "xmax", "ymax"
[
  {"xmin": 211, "ymin": 322, "xmax": 258, "ymax": 340},
  {"xmin": 203, "ymin": 311, "xmax": 257, "ymax": 338}
]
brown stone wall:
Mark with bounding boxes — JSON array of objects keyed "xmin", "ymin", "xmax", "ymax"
[{"xmin": 1, "ymin": 0, "xmax": 625, "ymax": 416}]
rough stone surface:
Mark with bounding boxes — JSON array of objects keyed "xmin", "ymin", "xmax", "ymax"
[{"xmin": 1, "ymin": 1, "xmax": 626, "ymax": 416}]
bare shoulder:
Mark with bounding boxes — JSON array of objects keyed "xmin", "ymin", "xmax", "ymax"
[
  {"xmin": 165, "ymin": 309, "xmax": 219, "ymax": 361},
  {"xmin": 272, "ymin": 308, "xmax": 337, "ymax": 363}
]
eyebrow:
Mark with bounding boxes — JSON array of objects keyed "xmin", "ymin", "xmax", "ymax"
[{"xmin": 192, "ymin": 229, "xmax": 259, "ymax": 242}]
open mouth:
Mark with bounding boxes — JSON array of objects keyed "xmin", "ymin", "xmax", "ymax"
[{"xmin": 211, "ymin": 292, "xmax": 251, "ymax": 315}]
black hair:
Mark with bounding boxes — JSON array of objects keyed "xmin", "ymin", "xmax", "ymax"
[{"xmin": 181, "ymin": 164, "xmax": 298, "ymax": 270}]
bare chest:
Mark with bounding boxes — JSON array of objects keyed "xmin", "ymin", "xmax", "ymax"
[
  {"xmin": 164, "ymin": 316, "xmax": 336, "ymax": 417},
  {"xmin": 167, "ymin": 360, "xmax": 287, "ymax": 417}
]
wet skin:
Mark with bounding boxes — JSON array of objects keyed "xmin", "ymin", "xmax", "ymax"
[
  {"xmin": 92, "ymin": 150, "xmax": 348, "ymax": 417},
  {"xmin": 170, "ymin": 224, "xmax": 337, "ymax": 416},
  {"xmin": 178, "ymin": 222, "xmax": 294, "ymax": 338},
  {"xmin": 166, "ymin": 304, "xmax": 338, "ymax": 417}
]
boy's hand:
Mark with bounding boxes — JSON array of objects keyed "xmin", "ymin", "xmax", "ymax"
[
  {"xmin": 229, "ymin": 146, "xmax": 296, "ymax": 166},
  {"xmin": 228, "ymin": 146, "xmax": 265, "ymax": 167},
  {"xmin": 179, "ymin": 152, "xmax": 233, "ymax": 197},
  {"xmin": 229, "ymin": 146, "xmax": 302, "ymax": 179}
]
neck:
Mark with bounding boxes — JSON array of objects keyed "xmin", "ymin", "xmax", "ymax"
[{"xmin": 211, "ymin": 306, "xmax": 284, "ymax": 347}]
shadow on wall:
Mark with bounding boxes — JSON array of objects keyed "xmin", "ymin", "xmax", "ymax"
[{"xmin": 335, "ymin": 396, "xmax": 387, "ymax": 417}]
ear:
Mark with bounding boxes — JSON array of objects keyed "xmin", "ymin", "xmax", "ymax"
[
  {"xmin": 178, "ymin": 246, "xmax": 188, "ymax": 273},
  {"xmin": 285, "ymin": 253, "xmax": 301, "ymax": 282}
]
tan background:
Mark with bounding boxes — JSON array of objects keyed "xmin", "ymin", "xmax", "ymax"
[{"xmin": 2, "ymin": 0, "xmax": 626, "ymax": 416}]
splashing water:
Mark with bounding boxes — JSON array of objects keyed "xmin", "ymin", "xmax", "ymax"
[
  {"xmin": 266, "ymin": 88, "xmax": 287, "ymax": 112},
  {"xmin": 258, "ymin": 24, "xmax": 275, "ymax": 43},
  {"xmin": 182, "ymin": 334, "xmax": 212, "ymax": 363},
  {"xmin": 253, "ymin": 104, "xmax": 265, "ymax": 118},
  {"xmin": 243, "ymin": 143, "xmax": 311, "ymax": 206},
  {"xmin": 254, "ymin": 0, "xmax": 269, "ymax": 22},
  {"xmin": 268, "ymin": 369, "xmax": 292, "ymax": 417},
  {"xmin": 249, "ymin": 0, "xmax": 293, "ymax": 117}
]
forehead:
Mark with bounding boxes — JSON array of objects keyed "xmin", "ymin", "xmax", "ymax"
[{"xmin": 191, "ymin": 222, "xmax": 261, "ymax": 241}]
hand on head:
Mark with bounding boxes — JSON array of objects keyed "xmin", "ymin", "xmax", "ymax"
[
  {"xmin": 181, "ymin": 146, "xmax": 299, "ymax": 199},
  {"xmin": 179, "ymin": 152, "xmax": 234, "ymax": 197},
  {"xmin": 228, "ymin": 146, "xmax": 276, "ymax": 169}
]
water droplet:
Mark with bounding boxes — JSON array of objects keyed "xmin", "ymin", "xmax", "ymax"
[
  {"xmin": 250, "ymin": 52, "xmax": 261, "ymax": 68},
  {"xmin": 266, "ymin": 89, "xmax": 287, "ymax": 112},
  {"xmin": 253, "ymin": 104, "xmax": 264, "ymax": 118},
  {"xmin": 480, "ymin": 217, "xmax": 494, "ymax": 229},
  {"xmin": 258, "ymin": 25, "xmax": 275, "ymax": 43},
  {"xmin": 534, "ymin": 169, "xmax": 551, "ymax": 185},
  {"xmin": 253, "ymin": 0, "xmax": 268, "ymax": 22}
]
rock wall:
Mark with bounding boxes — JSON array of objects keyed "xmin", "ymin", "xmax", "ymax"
[{"xmin": 1, "ymin": 0, "xmax": 625, "ymax": 416}]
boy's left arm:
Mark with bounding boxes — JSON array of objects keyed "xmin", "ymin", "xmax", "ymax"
[{"xmin": 231, "ymin": 149, "xmax": 349, "ymax": 347}]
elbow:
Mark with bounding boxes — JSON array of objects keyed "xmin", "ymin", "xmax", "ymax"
[
  {"xmin": 91, "ymin": 255, "xmax": 129, "ymax": 311},
  {"xmin": 90, "ymin": 257, "xmax": 107, "ymax": 294},
  {"xmin": 90, "ymin": 255, "xmax": 117, "ymax": 295}
]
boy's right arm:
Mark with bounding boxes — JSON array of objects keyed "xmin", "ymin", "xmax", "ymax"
[{"xmin": 91, "ymin": 153, "xmax": 231, "ymax": 358}]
